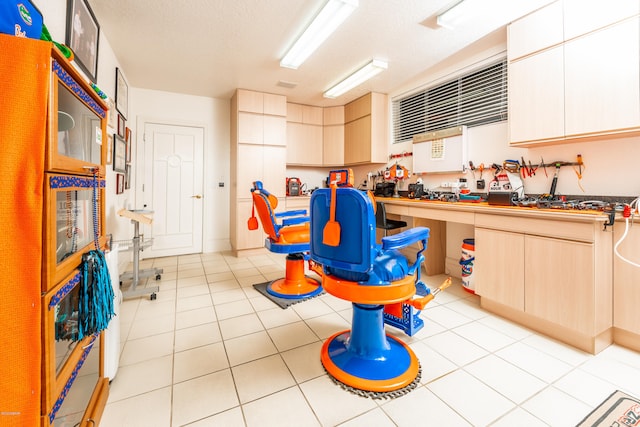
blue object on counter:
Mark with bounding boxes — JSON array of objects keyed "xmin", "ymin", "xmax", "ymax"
[{"xmin": 459, "ymin": 194, "xmax": 481, "ymax": 201}]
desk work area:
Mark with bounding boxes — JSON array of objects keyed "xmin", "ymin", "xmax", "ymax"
[{"xmin": 373, "ymin": 195, "xmax": 632, "ymax": 356}]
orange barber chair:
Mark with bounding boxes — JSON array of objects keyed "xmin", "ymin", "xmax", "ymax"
[
  {"xmin": 309, "ymin": 184, "xmax": 451, "ymax": 398},
  {"xmin": 248, "ymin": 181, "xmax": 322, "ymax": 300}
]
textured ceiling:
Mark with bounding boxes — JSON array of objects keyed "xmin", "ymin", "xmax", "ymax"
[{"xmin": 88, "ymin": 0, "xmax": 552, "ymax": 106}]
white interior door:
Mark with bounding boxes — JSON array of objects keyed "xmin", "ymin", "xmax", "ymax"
[{"xmin": 140, "ymin": 122, "xmax": 204, "ymax": 258}]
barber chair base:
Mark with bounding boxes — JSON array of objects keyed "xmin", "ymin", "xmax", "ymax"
[
  {"xmin": 320, "ymin": 303, "xmax": 420, "ymax": 398},
  {"xmin": 266, "ymin": 254, "xmax": 322, "ymax": 299}
]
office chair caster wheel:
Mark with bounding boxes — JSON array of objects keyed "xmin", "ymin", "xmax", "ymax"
[
  {"xmin": 155, "ymin": 274, "xmax": 161, "ymax": 280},
  {"xmin": 150, "ymin": 293, "xmax": 157, "ymax": 300}
]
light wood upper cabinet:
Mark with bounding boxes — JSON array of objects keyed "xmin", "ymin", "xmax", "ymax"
[
  {"xmin": 303, "ymin": 105, "xmax": 323, "ymax": 125},
  {"xmin": 323, "ymin": 106, "xmax": 344, "ymax": 166},
  {"xmin": 564, "ymin": 18, "xmax": 640, "ymax": 137},
  {"xmin": 508, "ymin": 1, "xmax": 563, "ymax": 60},
  {"xmin": 286, "ymin": 102, "xmax": 323, "ymax": 165},
  {"xmin": 508, "ymin": 3, "xmax": 640, "ymax": 146},
  {"xmin": 264, "ymin": 92, "xmax": 287, "ymax": 116},
  {"xmin": 287, "ymin": 103, "xmax": 303, "ymax": 122},
  {"xmin": 236, "ymin": 89, "xmax": 264, "ymax": 113},
  {"xmin": 264, "ymin": 115, "xmax": 287, "ymax": 146},
  {"xmin": 323, "ymin": 124, "xmax": 344, "ymax": 166},
  {"xmin": 343, "ymin": 92, "xmax": 388, "ymax": 165},
  {"xmin": 563, "ymin": 0, "xmax": 639, "ymax": 40},
  {"xmin": 508, "ymin": 46, "xmax": 565, "ymax": 143},
  {"xmin": 238, "ymin": 112, "xmax": 264, "ymax": 145},
  {"xmin": 324, "ymin": 105, "xmax": 344, "ymax": 126}
]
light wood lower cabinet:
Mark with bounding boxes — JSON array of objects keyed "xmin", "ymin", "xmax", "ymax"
[
  {"xmin": 475, "ymin": 228, "xmax": 525, "ymax": 311},
  {"xmin": 613, "ymin": 220, "xmax": 640, "ymax": 352},
  {"xmin": 474, "ymin": 215, "xmax": 613, "ymax": 354},
  {"xmin": 524, "ymin": 235, "xmax": 595, "ymax": 335}
]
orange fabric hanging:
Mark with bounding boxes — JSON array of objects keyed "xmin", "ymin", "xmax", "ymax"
[{"xmin": 0, "ymin": 34, "xmax": 50, "ymax": 426}]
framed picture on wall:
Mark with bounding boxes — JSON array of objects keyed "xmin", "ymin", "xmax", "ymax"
[
  {"xmin": 106, "ymin": 134, "xmax": 113, "ymax": 165},
  {"xmin": 117, "ymin": 113, "xmax": 125, "ymax": 138},
  {"xmin": 116, "ymin": 173, "xmax": 124, "ymax": 194},
  {"xmin": 115, "ymin": 67, "xmax": 128, "ymax": 119},
  {"xmin": 125, "ymin": 164, "xmax": 131, "ymax": 189},
  {"xmin": 125, "ymin": 127, "xmax": 132, "ymax": 163},
  {"xmin": 107, "ymin": 97, "xmax": 117, "ymax": 130},
  {"xmin": 65, "ymin": 0, "xmax": 100, "ymax": 82},
  {"xmin": 113, "ymin": 134, "xmax": 126, "ymax": 173}
]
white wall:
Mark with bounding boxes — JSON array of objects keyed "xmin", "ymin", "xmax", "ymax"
[
  {"xmin": 34, "ymin": 2, "xmax": 640, "ymax": 264},
  {"xmin": 34, "ymin": 0, "xmax": 136, "ymax": 268},
  {"xmin": 131, "ymin": 88, "xmax": 231, "ymax": 253},
  {"xmin": 33, "ymin": 0, "xmax": 232, "ymax": 256}
]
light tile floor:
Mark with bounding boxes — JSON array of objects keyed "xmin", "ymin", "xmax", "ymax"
[{"xmin": 99, "ymin": 252, "xmax": 640, "ymax": 427}]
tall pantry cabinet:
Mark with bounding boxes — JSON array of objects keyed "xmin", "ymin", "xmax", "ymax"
[
  {"xmin": 230, "ymin": 89, "xmax": 287, "ymax": 255},
  {"xmin": 0, "ymin": 34, "xmax": 109, "ymax": 426}
]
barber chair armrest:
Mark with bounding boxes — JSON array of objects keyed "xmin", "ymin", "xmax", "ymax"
[
  {"xmin": 275, "ymin": 209, "xmax": 307, "ymax": 218},
  {"xmin": 282, "ymin": 216, "xmax": 310, "ymax": 226},
  {"xmin": 381, "ymin": 227, "xmax": 429, "ymax": 251}
]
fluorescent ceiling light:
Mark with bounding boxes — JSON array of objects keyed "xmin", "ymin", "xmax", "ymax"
[
  {"xmin": 280, "ymin": 0, "xmax": 358, "ymax": 69},
  {"xmin": 323, "ymin": 59, "xmax": 388, "ymax": 99},
  {"xmin": 437, "ymin": 0, "xmax": 477, "ymax": 29}
]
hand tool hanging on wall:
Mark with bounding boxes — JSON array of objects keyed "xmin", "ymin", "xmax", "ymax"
[
  {"xmin": 548, "ymin": 162, "xmax": 562, "ymax": 198},
  {"xmin": 573, "ymin": 154, "xmax": 585, "ymax": 192}
]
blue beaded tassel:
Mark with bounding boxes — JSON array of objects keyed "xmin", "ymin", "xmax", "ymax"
[{"xmin": 77, "ymin": 171, "xmax": 115, "ymax": 340}]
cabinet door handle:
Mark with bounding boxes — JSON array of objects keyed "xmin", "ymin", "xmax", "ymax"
[{"xmin": 191, "ymin": 195, "xmax": 203, "ymax": 199}]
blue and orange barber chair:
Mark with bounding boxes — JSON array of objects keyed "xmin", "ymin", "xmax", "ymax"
[
  {"xmin": 309, "ymin": 184, "xmax": 450, "ymax": 398},
  {"xmin": 248, "ymin": 181, "xmax": 322, "ymax": 300}
]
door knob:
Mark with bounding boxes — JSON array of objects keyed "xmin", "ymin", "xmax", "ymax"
[{"xmin": 191, "ymin": 195, "xmax": 203, "ymax": 199}]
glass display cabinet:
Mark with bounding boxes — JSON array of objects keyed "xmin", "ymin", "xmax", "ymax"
[
  {"xmin": 44, "ymin": 173, "xmax": 106, "ymax": 291},
  {"xmin": 42, "ymin": 269, "xmax": 108, "ymax": 426},
  {"xmin": 47, "ymin": 56, "xmax": 107, "ymax": 175},
  {"xmin": 0, "ymin": 34, "xmax": 110, "ymax": 427}
]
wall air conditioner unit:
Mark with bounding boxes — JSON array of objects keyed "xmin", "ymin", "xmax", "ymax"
[{"xmin": 412, "ymin": 126, "xmax": 468, "ymax": 174}]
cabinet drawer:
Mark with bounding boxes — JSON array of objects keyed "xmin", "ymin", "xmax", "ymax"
[{"xmin": 475, "ymin": 213, "xmax": 596, "ymax": 242}]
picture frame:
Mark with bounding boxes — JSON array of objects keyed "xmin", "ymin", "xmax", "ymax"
[
  {"xmin": 116, "ymin": 173, "xmax": 124, "ymax": 194},
  {"xmin": 125, "ymin": 164, "xmax": 131, "ymax": 190},
  {"xmin": 115, "ymin": 67, "xmax": 128, "ymax": 120},
  {"xmin": 106, "ymin": 134, "xmax": 113, "ymax": 165},
  {"xmin": 117, "ymin": 113, "xmax": 125, "ymax": 138},
  {"xmin": 113, "ymin": 134, "xmax": 126, "ymax": 173},
  {"xmin": 107, "ymin": 97, "xmax": 117, "ymax": 130},
  {"xmin": 65, "ymin": 0, "xmax": 100, "ymax": 82},
  {"xmin": 125, "ymin": 127, "xmax": 132, "ymax": 163}
]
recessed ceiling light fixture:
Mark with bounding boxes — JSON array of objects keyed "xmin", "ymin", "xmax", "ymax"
[
  {"xmin": 280, "ymin": 0, "xmax": 358, "ymax": 70},
  {"xmin": 323, "ymin": 59, "xmax": 388, "ymax": 99},
  {"xmin": 437, "ymin": 0, "xmax": 471, "ymax": 29}
]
